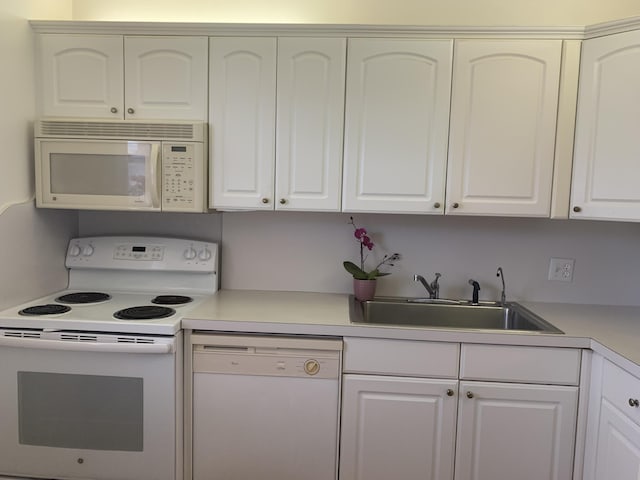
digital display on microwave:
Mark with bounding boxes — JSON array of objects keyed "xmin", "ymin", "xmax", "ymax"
[
  {"xmin": 171, "ymin": 146, "xmax": 187, "ymax": 152},
  {"xmin": 132, "ymin": 246, "xmax": 146, "ymax": 252}
]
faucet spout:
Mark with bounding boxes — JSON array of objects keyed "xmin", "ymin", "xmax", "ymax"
[
  {"xmin": 496, "ymin": 267, "xmax": 506, "ymax": 305},
  {"xmin": 414, "ymin": 273, "xmax": 441, "ymax": 299}
]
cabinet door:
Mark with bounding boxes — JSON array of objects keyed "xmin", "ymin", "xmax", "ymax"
[
  {"xmin": 446, "ymin": 40, "xmax": 561, "ymax": 217},
  {"xmin": 124, "ymin": 36, "xmax": 208, "ymax": 120},
  {"xmin": 455, "ymin": 381, "xmax": 578, "ymax": 480},
  {"xmin": 275, "ymin": 38, "xmax": 346, "ymax": 211},
  {"xmin": 571, "ymin": 30, "xmax": 640, "ymax": 222},
  {"xmin": 593, "ymin": 399, "xmax": 640, "ymax": 479},
  {"xmin": 209, "ymin": 37, "xmax": 276, "ymax": 210},
  {"xmin": 37, "ymin": 34, "xmax": 124, "ymax": 118},
  {"xmin": 340, "ymin": 374, "xmax": 457, "ymax": 480},
  {"xmin": 342, "ymin": 39, "xmax": 453, "ymax": 214}
]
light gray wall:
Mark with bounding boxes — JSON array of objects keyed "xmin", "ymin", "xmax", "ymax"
[
  {"xmin": 78, "ymin": 210, "xmax": 223, "ymax": 243},
  {"xmin": 0, "ymin": 202, "xmax": 77, "ymax": 309},
  {"xmin": 70, "ymin": 0, "xmax": 640, "ymax": 27},
  {"xmin": 0, "ymin": 1, "xmax": 77, "ymax": 310},
  {"xmin": 79, "ymin": 210, "xmax": 640, "ymax": 306}
]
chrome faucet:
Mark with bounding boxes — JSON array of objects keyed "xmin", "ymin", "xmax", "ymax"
[
  {"xmin": 468, "ymin": 279, "xmax": 481, "ymax": 304},
  {"xmin": 414, "ymin": 273, "xmax": 441, "ymax": 299},
  {"xmin": 496, "ymin": 267, "xmax": 506, "ymax": 305}
]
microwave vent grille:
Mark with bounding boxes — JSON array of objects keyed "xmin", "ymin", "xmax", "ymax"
[{"xmin": 37, "ymin": 120, "xmax": 202, "ymax": 141}]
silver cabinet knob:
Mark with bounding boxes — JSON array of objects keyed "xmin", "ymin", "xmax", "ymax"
[
  {"xmin": 466, "ymin": 391, "xmax": 474, "ymax": 399},
  {"xmin": 629, "ymin": 398, "xmax": 639, "ymax": 407},
  {"xmin": 446, "ymin": 389, "xmax": 454, "ymax": 397},
  {"xmin": 261, "ymin": 198, "xmax": 269, "ymax": 204},
  {"xmin": 279, "ymin": 198, "xmax": 287, "ymax": 205},
  {"xmin": 434, "ymin": 202, "xmax": 441, "ymax": 209},
  {"xmin": 452, "ymin": 202, "xmax": 460, "ymax": 209},
  {"xmin": 127, "ymin": 107, "xmax": 135, "ymax": 114},
  {"xmin": 110, "ymin": 107, "xmax": 118, "ymax": 114}
]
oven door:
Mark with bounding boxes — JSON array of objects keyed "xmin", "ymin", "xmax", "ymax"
[
  {"xmin": 0, "ymin": 331, "xmax": 180, "ymax": 480},
  {"xmin": 36, "ymin": 139, "xmax": 162, "ymax": 211}
]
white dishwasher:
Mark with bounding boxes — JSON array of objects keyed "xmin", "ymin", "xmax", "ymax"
[{"xmin": 191, "ymin": 333, "xmax": 342, "ymax": 480}]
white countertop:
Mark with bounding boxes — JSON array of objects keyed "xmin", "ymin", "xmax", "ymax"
[{"xmin": 184, "ymin": 290, "xmax": 640, "ymax": 377}]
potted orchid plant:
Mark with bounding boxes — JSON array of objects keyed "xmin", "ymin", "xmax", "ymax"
[{"xmin": 343, "ymin": 217, "xmax": 400, "ymax": 301}]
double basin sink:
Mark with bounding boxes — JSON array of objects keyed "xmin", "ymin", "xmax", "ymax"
[{"xmin": 350, "ymin": 296, "xmax": 563, "ymax": 334}]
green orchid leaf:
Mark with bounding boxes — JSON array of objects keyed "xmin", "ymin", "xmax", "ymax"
[{"xmin": 343, "ymin": 261, "xmax": 369, "ymax": 279}]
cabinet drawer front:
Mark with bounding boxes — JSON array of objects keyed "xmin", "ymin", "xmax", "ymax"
[
  {"xmin": 343, "ymin": 337, "xmax": 459, "ymax": 378},
  {"xmin": 602, "ymin": 360, "xmax": 640, "ymax": 425},
  {"xmin": 460, "ymin": 344, "xmax": 581, "ymax": 385}
]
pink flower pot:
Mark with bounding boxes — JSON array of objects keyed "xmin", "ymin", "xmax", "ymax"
[{"xmin": 353, "ymin": 278, "xmax": 377, "ymax": 302}]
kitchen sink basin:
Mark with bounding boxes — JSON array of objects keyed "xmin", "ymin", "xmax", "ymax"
[{"xmin": 349, "ymin": 296, "xmax": 563, "ymax": 334}]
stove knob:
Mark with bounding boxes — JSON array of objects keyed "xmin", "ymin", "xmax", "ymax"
[
  {"xmin": 69, "ymin": 245, "xmax": 81, "ymax": 257},
  {"xmin": 184, "ymin": 247, "xmax": 197, "ymax": 260},
  {"xmin": 82, "ymin": 245, "xmax": 94, "ymax": 256},
  {"xmin": 198, "ymin": 248, "xmax": 212, "ymax": 261}
]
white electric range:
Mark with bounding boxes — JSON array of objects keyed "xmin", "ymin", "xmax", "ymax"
[{"xmin": 0, "ymin": 236, "xmax": 218, "ymax": 480}]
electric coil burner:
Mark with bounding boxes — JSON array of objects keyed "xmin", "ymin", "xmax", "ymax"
[
  {"xmin": 56, "ymin": 292, "xmax": 112, "ymax": 304},
  {"xmin": 19, "ymin": 304, "xmax": 71, "ymax": 316},
  {"xmin": 114, "ymin": 306, "xmax": 176, "ymax": 320},
  {"xmin": 151, "ymin": 295, "xmax": 193, "ymax": 305},
  {"xmin": 0, "ymin": 236, "xmax": 219, "ymax": 335}
]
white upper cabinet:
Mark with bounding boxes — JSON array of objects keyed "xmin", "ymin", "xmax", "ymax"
[
  {"xmin": 37, "ymin": 34, "xmax": 208, "ymax": 120},
  {"xmin": 571, "ymin": 29, "xmax": 640, "ymax": 222},
  {"xmin": 446, "ymin": 40, "xmax": 562, "ymax": 217},
  {"xmin": 342, "ymin": 38, "xmax": 453, "ymax": 214},
  {"xmin": 209, "ymin": 37, "xmax": 278, "ymax": 210},
  {"xmin": 209, "ymin": 37, "xmax": 345, "ymax": 211},
  {"xmin": 275, "ymin": 38, "xmax": 346, "ymax": 211},
  {"xmin": 38, "ymin": 35, "xmax": 124, "ymax": 118},
  {"xmin": 124, "ymin": 37, "xmax": 208, "ymax": 120}
]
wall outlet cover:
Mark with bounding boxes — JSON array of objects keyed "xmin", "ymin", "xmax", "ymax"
[{"xmin": 548, "ymin": 257, "xmax": 575, "ymax": 282}]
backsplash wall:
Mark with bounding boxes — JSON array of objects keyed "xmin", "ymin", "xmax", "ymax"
[{"xmin": 80, "ymin": 210, "xmax": 640, "ymax": 306}]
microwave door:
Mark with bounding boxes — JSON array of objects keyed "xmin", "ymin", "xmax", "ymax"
[{"xmin": 37, "ymin": 140, "xmax": 162, "ymax": 211}]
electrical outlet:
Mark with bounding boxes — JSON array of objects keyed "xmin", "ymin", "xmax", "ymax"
[{"xmin": 548, "ymin": 258, "xmax": 575, "ymax": 282}]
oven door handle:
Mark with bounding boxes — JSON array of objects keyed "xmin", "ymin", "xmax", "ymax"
[{"xmin": 0, "ymin": 336, "xmax": 174, "ymax": 354}]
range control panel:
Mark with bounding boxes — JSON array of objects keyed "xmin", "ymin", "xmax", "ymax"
[{"xmin": 65, "ymin": 236, "xmax": 218, "ymax": 273}]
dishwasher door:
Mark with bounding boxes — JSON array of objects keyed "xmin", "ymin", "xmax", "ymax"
[{"xmin": 191, "ymin": 334, "xmax": 342, "ymax": 480}]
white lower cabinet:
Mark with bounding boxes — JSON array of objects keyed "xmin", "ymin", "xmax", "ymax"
[
  {"xmin": 339, "ymin": 339, "xmax": 581, "ymax": 480},
  {"xmin": 340, "ymin": 375, "xmax": 458, "ymax": 480},
  {"xmin": 584, "ymin": 355, "xmax": 640, "ymax": 480},
  {"xmin": 593, "ymin": 399, "xmax": 640, "ymax": 479},
  {"xmin": 454, "ymin": 381, "xmax": 578, "ymax": 480}
]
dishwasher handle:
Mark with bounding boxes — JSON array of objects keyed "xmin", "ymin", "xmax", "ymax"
[{"xmin": 190, "ymin": 333, "xmax": 343, "ymax": 352}]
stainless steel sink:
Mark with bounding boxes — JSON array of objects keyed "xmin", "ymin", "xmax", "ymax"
[{"xmin": 349, "ymin": 296, "xmax": 563, "ymax": 334}]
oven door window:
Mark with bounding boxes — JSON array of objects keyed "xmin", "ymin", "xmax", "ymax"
[{"xmin": 18, "ymin": 372, "xmax": 143, "ymax": 451}]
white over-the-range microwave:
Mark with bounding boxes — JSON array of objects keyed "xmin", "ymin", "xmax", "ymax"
[{"xmin": 35, "ymin": 118, "xmax": 207, "ymax": 212}]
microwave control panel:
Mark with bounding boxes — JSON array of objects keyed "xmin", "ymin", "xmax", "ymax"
[{"xmin": 162, "ymin": 142, "xmax": 203, "ymax": 211}]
